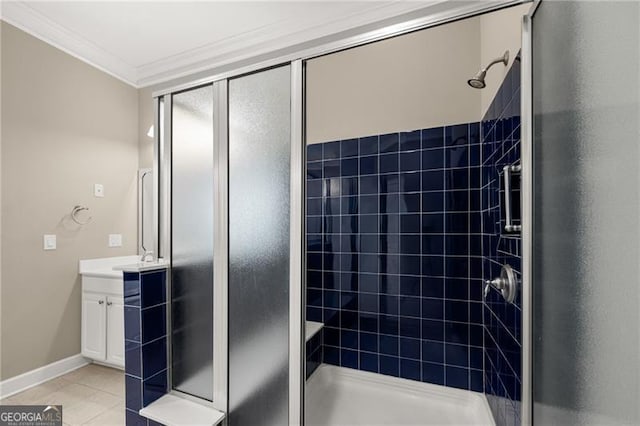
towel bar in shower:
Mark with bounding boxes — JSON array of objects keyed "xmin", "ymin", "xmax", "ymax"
[{"xmin": 503, "ymin": 164, "xmax": 521, "ymax": 233}]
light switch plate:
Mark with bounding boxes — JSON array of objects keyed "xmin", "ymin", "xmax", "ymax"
[
  {"xmin": 43, "ymin": 234, "xmax": 56, "ymax": 250},
  {"xmin": 108, "ymin": 234, "xmax": 122, "ymax": 247},
  {"xmin": 94, "ymin": 183, "xmax": 104, "ymax": 198}
]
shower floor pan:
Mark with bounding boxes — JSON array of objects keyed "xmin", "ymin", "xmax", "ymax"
[{"xmin": 306, "ymin": 364, "xmax": 494, "ymax": 426}]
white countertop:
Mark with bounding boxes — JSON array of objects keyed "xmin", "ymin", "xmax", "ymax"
[
  {"xmin": 79, "ymin": 255, "xmax": 140, "ymax": 279},
  {"xmin": 113, "ymin": 259, "xmax": 169, "ymax": 273}
]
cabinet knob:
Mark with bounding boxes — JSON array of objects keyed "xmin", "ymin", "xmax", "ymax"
[
  {"xmin": 106, "ymin": 301, "xmax": 112, "ymax": 306},
  {"xmin": 98, "ymin": 300, "xmax": 104, "ymax": 305}
]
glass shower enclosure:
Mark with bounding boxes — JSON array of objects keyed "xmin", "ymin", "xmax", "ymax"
[{"xmin": 153, "ymin": 63, "xmax": 304, "ymax": 424}]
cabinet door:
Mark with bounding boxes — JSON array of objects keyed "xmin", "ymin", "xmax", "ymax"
[
  {"xmin": 82, "ymin": 293, "xmax": 106, "ymax": 360},
  {"xmin": 106, "ymin": 296, "xmax": 125, "ymax": 367}
]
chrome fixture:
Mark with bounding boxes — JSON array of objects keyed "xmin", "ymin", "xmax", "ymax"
[
  {"xmin": 467, "ymin": 50, "xmax": 509, "ymax": 89},
  {"xmin": 504, "ymin": 164, "xmax": 522, "ymax": 233},
  {"xmin": 485, "ymin": 264, "xmax": 518, "ymax": 304},
  {"xmin": 140, "ymin": 249, "xmax": 155, "ymax": 263}
]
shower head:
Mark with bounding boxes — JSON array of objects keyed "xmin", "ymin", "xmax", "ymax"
[{"xmin": 467, "ymin": 50, "xmax": 509, "ymax": 89}]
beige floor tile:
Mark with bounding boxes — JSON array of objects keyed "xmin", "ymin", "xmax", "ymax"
[
  {"xmin": 96, "ymin": 375, "xmax": 124, "ymax": 397},
  {"xmin": 8, "ymin": 377, "xmax": 70, "ymax": 405},
  {"xmin": 85, "ymin": 391, "xmax": 121, "ymax": 410},
  {"xmin": 43, "ymin": 383, "xmax": 98, "ymax": 407},
  {"xmin": 62, "ymin": 401, "xmax": 109, "ymax": 425},
  {"xmin": 84, "ymin": 405, "xmax": 125, "ymax": 426},
  {"xmin": 0, "ymin": 395, "xmax": 23, "ymax": 405}
]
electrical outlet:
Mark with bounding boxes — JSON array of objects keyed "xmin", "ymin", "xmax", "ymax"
[
  {"xmin": 94, "ymin": 183, "xmax": 104, "ymax": 198},
  {"xmin": 108, "ymin": 234, "xmax": 122, "ymax": 247},
  {"xmin": 43, "ymin": 234, "xmax": 56, "ymax": 250}
]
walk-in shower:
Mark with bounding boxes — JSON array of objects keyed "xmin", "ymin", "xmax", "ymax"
[{"xmin": 123, "ymin": 2, "xmax": 640, "ymax": 426}]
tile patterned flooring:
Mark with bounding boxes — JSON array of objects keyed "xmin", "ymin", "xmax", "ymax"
[{"xmin": 1, "ymin": 364, "xmax": 124, "ymax": 425}]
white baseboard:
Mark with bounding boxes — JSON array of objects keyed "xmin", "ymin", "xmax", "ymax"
[{"xmin": 0, "ymin": 354, "xmax": 90, "ymax": 399}]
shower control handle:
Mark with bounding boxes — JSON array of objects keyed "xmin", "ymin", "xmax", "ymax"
[{"xmin": 484, "ymin": 264, "xmax": 518, "ymax": 304}]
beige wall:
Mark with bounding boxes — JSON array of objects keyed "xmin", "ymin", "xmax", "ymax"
[
  {"xmin": 306, "ymin": 5, "xmax": 527, "ymax": 143},
  {"xmin": 0, "ymin": 22, "xmax": 139, "ymax": 380},
  {"xmin": 306, "ymin": 17, "xmax": 481, "ymax": 144},
  {"xmin": 138, "ymin": 87, "xmax": 155, "ymax": 169},
  {"xmin": 480, "ymin": 4, "xmax": 530, "ymax": 116}
]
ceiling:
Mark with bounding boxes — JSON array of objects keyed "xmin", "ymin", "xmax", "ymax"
[{"xmin": 0, "ymin": 1, "xmax": 447, "ymax": 88}]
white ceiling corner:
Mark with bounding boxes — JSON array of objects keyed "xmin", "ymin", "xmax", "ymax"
[
  {"xmin": 0, "ymin": 1, "xmax": 447, "ymax": 88},
  {"xmin": 0, "ymin": 1, "xmax": 139, "ymax": 85}
]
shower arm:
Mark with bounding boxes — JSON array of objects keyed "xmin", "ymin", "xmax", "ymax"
[{"xmin": 480, "ymin": 51, "xmax": 509, "ymax": 74}]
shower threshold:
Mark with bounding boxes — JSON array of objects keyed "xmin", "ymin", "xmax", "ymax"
[{"xmin": 305, "ymin": 364, "xmax": 494, "ymax": 426}]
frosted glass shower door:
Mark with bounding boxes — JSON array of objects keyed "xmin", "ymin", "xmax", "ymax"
[
  {"xmin": 228, "ymin": 65, "xmax": 292, "ymax": 425},
  {"xmin": 529, "ymin": 2, "xmax": 640, "ymax": 424},
  {"xmin": 171, "ymin": 85, "xmax": 215, "ymax": 401}
]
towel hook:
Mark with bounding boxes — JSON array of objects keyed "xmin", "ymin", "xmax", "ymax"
[{"xmin": 71, "ymin": 205, "xmax": 92, "ymax": 225}]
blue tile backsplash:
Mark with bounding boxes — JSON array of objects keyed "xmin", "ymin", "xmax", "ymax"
[
  {"xmin": 124, "ymin": 269, "xmax": 168, "ymax": 426},
  {"xmin": 306, "ymin": 121, "xmax": 485, "ymax": 391},
  {"xmin": 481, "ymin": 55, "xmax": 522, "ymax": 426}
]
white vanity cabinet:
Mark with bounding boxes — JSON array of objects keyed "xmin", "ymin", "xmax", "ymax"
[{"xmin": 79, "ymin": 256, "xmax": 138, "ymax": 369}]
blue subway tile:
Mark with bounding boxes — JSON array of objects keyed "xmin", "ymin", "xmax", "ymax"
[
  {"xmin": 400, "ymin": 358, "xmax": 421, "ymax": 381},
  {"xmin": 124, "ymin": 306, "xmax": 141, "ymax": 343},
  {"xmin": 379, "ymin": 295, "xmax": 399, "ymax": 316},
  {"xmin": 380, "ymin": 153, "xmax": 400, "ymax": 173},
  {"xmin": 422, "ymin": 127, "xmax": 444, "ymax": 149},
  {"xmin": 307, "ymin": 161, "xmax": 323, "ymax": 179},
  {"xmin": 360, "ymin": 156, "xmax": 378, "ymax": 175},
  {"xmin": 360, "ymin": 332, "xmax": 378, "ymax": 353},
  {"xmin": 359, "ymin": 136, "xmax": 379, "ymax": 155},
  {"xmin": 323, "ymin": 160, "xmax": 340, "ymax": 178},
  {"xmin": 446, "ymin": 366, "xmax": 469, "ymax": 390},
  {"xmin": 360, "ymin": 352, "xmax": 379, "ymax": 373},
  {"xmin": 125, "ymin": 340, "xmax": 141, "ymax": 378},
  {"xmin": 400, "ymin": 151, "xmax": 421, "ymax": 172},
  {"xmin": 142, "ymin": 337, "xmax": 167, "ymax": 380},
  {"xmin": 341, "ymin": 349, "xmax": 358, "ymax": 369},
  {"xmin": 379, "ymin": 133, "xmax": 399, "ymax": 153},
  {"xmin": 141, "ymin": 304, "xmax": 166, "ymax": 344},
  {"xmin": 142, "ymin": 369, "xmax": 167, "ymax": 406},
  {"xmin": 400, "ymin": 337, "xmax": 420, "ymax": 360},
  {"xmin": 380, "ymin": 355, "xmax": 400, "ymax": 377},
  {"xmin": 445, "ymin": 343, "xmax": 469, "ymax": 368},
  {"xmin": 422, "ymin": 362, "xmax": 445, "ymax": 385},
  {"xmin": 124, "ymin": 273, "xmax": 140, "ymax": 306},
  {"xmin": 324, "ymin": 346, "xmax": 340, "ymax": 365},
  {"xmin": 307, "ymin": 144, "xmax": 322, "ymax": 161},
  {"xmin": 140, "ymin": 271, "xmax": 166, "ymax": 308},
  {"xmin": 323, "ymin": 141, "xmax": 341, "ymax": 159},
  {"xmin": 400, "ymin": 130, "xmax": 421, "ymax": 151},
  {"xmin": 125, "ymin": 374, "xmax": 142, "ymax": 411},
  {"xmin": 125, "ymin": 409, "xmax": 147, "ymax": 426},
  {"xmin": 422, "ymin": 340, "xmax": 444, "ymax": 364},
  {"xmin": 341, "ymin": 138, "xmax": 359, "ymax": 158},
  {"xmin": 341, "ymin": 158, "xmax": 358, "ymax": 177}
]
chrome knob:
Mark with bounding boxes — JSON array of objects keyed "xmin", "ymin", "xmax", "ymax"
[{"xmin": 484, "ymin": 264, "xmax": 518, "ymax": 304}]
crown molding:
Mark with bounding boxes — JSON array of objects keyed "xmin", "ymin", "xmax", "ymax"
[
  {"xmin": 135, "ymin": 1, "xmax": 441, "ymax": 87},
  {"xmin": 0, "ymin": 1, "xmax": 139, "ymax": 87},
  {"xmin": 0, "ymin": 1, "xmax": 445, "ymax": 88}
]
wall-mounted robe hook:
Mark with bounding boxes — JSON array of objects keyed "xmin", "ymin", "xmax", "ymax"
[{"xmin": 71, "ymin": 205, "xmax": 92, "ymax": 225}]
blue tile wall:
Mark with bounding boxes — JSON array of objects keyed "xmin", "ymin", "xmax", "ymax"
[
  {"xmin": 481, "ymin": 56, "xmax": 522, "ymax": 426},
  {"xmin": 306, "ymin": 330, "xmax": 323, "ymax": 379},
  {"xmin": 124, "ymin": 269, "xmax": 168, "ymax": 426},
  {"xmin": 306, "ymin": 122, "xmax": 485, "ymax": 392}
]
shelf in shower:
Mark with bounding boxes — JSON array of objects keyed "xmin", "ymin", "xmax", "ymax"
[{"xmin": 306, "ymin": 321, "xmax": 323, "ymax": 342}]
